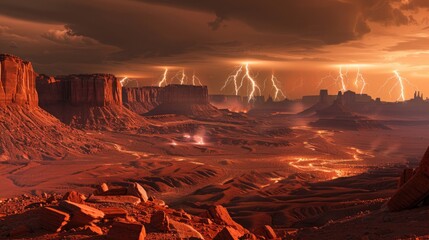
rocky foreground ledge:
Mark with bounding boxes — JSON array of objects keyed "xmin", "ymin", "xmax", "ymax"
[{"xmin": 0, "ymin": 182, "xmax": 288, "ymax": 240}]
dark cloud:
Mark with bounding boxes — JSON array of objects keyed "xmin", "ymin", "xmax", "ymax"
[
  {"xmin": 0, "ymin": 0, "xmax": 419, "ymax": 62},
  {"xmin": 386, "ymin": 37, "xmax": 429, "ymax": 51},
  {"xmin": 139, "ymin": 0, "xmax": 372, "ymax": 44}
]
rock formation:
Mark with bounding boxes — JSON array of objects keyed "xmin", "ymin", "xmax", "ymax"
[
  {"xmin": 145, "ymin": 84, "xmax": 222, "ymax": 117},
  {"xmin": 37, "ymin": 74, "xmax": 145, "ymax": 130},
  {"xmin": 310, "ymin": 91, "xmax": 389, "ymax": 130},
  {"xmin": 0, "ymin": 54, "xmax": 38, "ymax": 107},
  {"xmin": 209, "ymin": 94, "xmax": 247, "ymax": 112},
  {"xmin": 122, "ymin": 86, "xmax": 162, "ymax": 114},
  {"xmin": 0, "ymin": 182, "xmax": 278, "ymax": 239},
  {"xmin": 388, "ymin": 147, "xmax": 429, "ymax": 211},
  {"xmin": 0, "ymin": 54, "xmax": 101, "ymax": 161}
]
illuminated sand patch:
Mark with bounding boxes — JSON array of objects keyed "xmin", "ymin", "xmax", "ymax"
[{"xmin": 285, "ymin": 147, "xmax": 374, "ymax": 179}]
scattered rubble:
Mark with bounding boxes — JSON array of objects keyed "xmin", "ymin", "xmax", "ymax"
[{"xmin": 0, "ymin": 182, "xmax": 278, "ymax": 239}]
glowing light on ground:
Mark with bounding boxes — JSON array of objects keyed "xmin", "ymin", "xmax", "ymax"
[
  {"xmin": 270, "ymin": 74, "xmax": 286, "ymax": 100},
  {"xmin": 158, "ymin": 68, "xmax": 169, "ymax": 87},
  {"xmin": 193, "ymin": 136, "xmax": 205, "ymax": 145},
  {"xmin": 183, "ymin": 134, "xmax": 191, "ymax": 139}
]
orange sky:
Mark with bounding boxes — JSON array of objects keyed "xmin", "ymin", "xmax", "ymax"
[{"xmin": 0, "ymin": 0, "xmax": 428, "ymax": 101}]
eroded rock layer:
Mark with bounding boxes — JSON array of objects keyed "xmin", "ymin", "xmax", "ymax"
[
  {"xmin": 0, "ymin": 54, "xmax": 38, "ymax": 107},
  {"xmin": 122, "ymin": 87, "xmax": 162, "ymax": 114},
  {"xmin": 0, "ymin": 54, "xmax": 101, "ymax": 161},
  {"xmin": 37, "ymin": 74, "xmax": 144, "ymax": 130},
  {"xmin": 144, "ymin": 84, "xmax": 222, "ymax": 117}
]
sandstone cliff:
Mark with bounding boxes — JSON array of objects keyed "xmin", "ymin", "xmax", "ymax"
[
  {"xmin": 122, "ymin": 86, "xmax": 162, "ymax": 114},
  {"xmin": 145, "ymin": 84, "xmax": 221, "ymax": 117},
  {"xmin": 0, "ymin": 54, "xmax": 101, "ymax": 161},
  {"xmin": 37, "ymin": 74, "xmax": 145, "ymax": 131},
  {"xmin": 39, "ymin": 74, "xmax": 122, "ymax": 107},
  {"xmin": 0, "ymin": 54, "xmax": 38, "ymax": 107},
  {"xmin": 160, "ymin": 84, "xmax": 209, "ymax": 104}
]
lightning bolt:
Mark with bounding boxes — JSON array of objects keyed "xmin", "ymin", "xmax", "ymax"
[
  {"xmin": 393, "ymin": 70, "xmax": 406, "ymax": 101},
  {"xmin": 192, "ymin": 72, "xmax": 203, "ymax": 86},
  {"xmin": 158, "ymin": 68, "xmax": 169, "ymax": 87},
  {"xmin": 270, "ymin": 74, "xmax": 286, "ymax": 100},
  {"xmin": 222, "ymin": 63, "xmax": 261, "ymax": 102},
  {"xmin": 179, "ymin": 69, "xmax": 187, "ymax": 85},
  {"xmin": 244, "ymin": 63, "xmax": 261, "ymax": 102},
  {"xmin": 339, "ymin": 66, "xmax": 347, "ymax": 92},
  {"xmin": 354, "ymin": 67, "xmax": 367, "ymax": 94},
  {"xmin": 319, "ymin": 66, "xmax": 349, "ymax": 92},
  {"xmin": 222, "ymin": 65, "xmax": 243, "ymax": 95},
  {"xmin": 120, "ymin": 77, "xmax": 128, "ymax": 86}
]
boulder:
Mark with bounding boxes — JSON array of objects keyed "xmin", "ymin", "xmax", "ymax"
[
  {"xmin": 98, "ymin": 187, "xmax": 128, "ymax": 196},
  {"xmin": 207, "ymin": 205, "xmax": 245, "ymax": 233},
  {"xmin": 255, "ymin": 225, "xmax": 278, "ymax": 239},
  {"xmin": 86, "ymin": 195, "xmax": 141, "ymax": 205},
  {"xmin": 9, "ymin": 225, "xmax": 31, "ymax": 237},
  {"xmin": 59, "ymin": 200, "xmax": 104, "ymax": 226},
  {"xmin": 127, "ymin": 182, "xmax": 148, "ymax": 202},
  {"xmin": 169, "ymin": 220, "xmax": 204, "ymax": 239},
  {"xmin": 96, "ymin": 183, "xmax": 109, "ymax": 194},
  {"xmin": 101, "ymin": 207, "xmax": 128, "ymax": 219},
  {"xmin": 107, "ymin": 221, "xmax": 146, "ymax": 240},
  {"xmin": 82, "ymin": 224, "xmax": 103, "ymax": 235},
  {"xmin": 39, "ymin": 207, "xmax": 70, "ymax": 232},
  {"xmin": 150, "ymin": 210, "xmax": 170, "ymax": 232},
  {"xmin": 213, "ymin": 226, "xmax": 243, "ymax": 240},
  {"xmin": 62, "ymin": 191, "xmax": 84, "ymax": 204}
]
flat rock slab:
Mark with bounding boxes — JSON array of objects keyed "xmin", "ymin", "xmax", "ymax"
[
  {"xmin": 170, "ymin": 220, "xmax": 204, "ymax": 239},
  {"xmin": 87, "ymin": 195, "xmax": 141, "ymax": 205},
  {"xmin": 127, "ymin": 182, "xmax": 149, "ymax": 202},
  {"xmin": 100, "ymin": 207, "xmax": 128, "ymax": 219},
  {"xmin": 107, "ymin": 221, "xmax": 146, "ymax": 240},
  {"xmin": 59, "ymin": 200, "xmax": 104, "ymax": 226},
  {"xmin": 39, "ymin": 207, "xmax": 70, "ymax": 233},
  {"xmin": 213, "ymin": 226, "xmax": 243, "ymax": 240}
]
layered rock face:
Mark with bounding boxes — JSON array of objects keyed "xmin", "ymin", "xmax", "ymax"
[
  {"xmin": 37, "ymin": 74, "xmax": 144, "ymax": 130},
  {"xmin": 122, "ymin": 87, "xmax": 162, "ymax": 114},
  {"xmin": 160, "ymin": 84, "xmax": 209, "ymax": 104},
  {"xmin": 0, "ymin": 55, "xmax": 101, "ymax": 161},
  {"xmin": 38, "ymin": 74, "xmax": 121, "ymax": 107},
  {"xmin": 0, "ymin": 54, "xmax": 38, "ymax": 107},
  {"xmin": 145, "ymin": 84, "xmax": 221, "ymax": 117}
]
